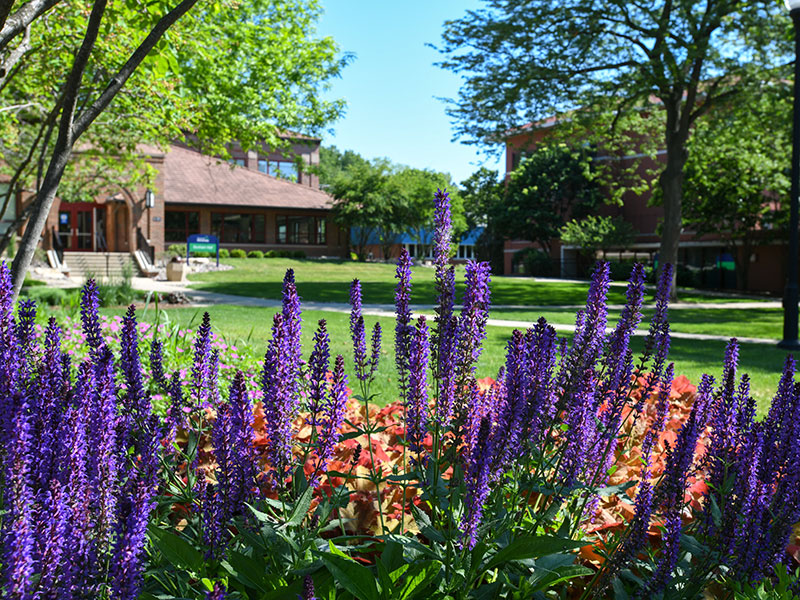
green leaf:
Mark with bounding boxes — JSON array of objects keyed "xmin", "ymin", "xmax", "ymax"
[
  {"xmin": 148, "ymin": 526, "xmax": 203, "ymax": 572},
  {"xmin": 482, "ymin": 536, "xmax": 585, "ymax": 571},
  {"xmin": 530, "ymin": 565, "xmax": 594, "ymax": 592},
  {"xmin": 319, "ymin": 541, "xmax": 381, "ymax": 600},
  {"xmin": 282, "ymin": 482, "xmax": 315, "ymax": 528},
  {"xmin": 398, "ymin": 560, "xmax": 442, "ymax": 600},
  {"xmin": 225, "ymin": 550, "xmax": 269, "ymax": 592}
]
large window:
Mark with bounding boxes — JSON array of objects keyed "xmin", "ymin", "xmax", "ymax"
[
  {"xmin": 211, "ymin": 212, "xmax": 266, "ymax": 244},
  {"xmin": 0, "ymin": 184, "xmax": 14, "ymax": 235},
  {"xmin": 164, "ymin": 210, "xmax": 199, "ymax": 243},
  {"xmin": 277, "ymin": 216, "xmax": 326, "ymax": 245},
  {"xmin": 268, "ymin": 160, "xmax": 298, "ymax": 182}
]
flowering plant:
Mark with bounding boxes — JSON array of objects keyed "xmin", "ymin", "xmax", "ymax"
[{"xmin": 1, "ymin": 190, "xmax": 799, "ymax": 599}]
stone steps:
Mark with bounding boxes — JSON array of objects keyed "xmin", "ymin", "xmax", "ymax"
[{"xmin": 62, "ymin": 252, "xmax": 138, "ymax": 279}]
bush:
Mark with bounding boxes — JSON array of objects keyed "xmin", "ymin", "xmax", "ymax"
[
  {"xmin": 292, "ymin": 250, "xmax": 306, "ymax": 259},
  {"xmin": 21, "ymin": 286, "xmax": 72, "ymax": 306},
  {"xmin": 218, "ymin": 248, "xmax": 230, "ymax": 259},
  {"xmin": 608, "ymin": 260, "xmax": 654, "ymax": 282},
  {"xmin": 247, "ymin": 250, "xmax": 264, "ymax": 259},
  {"xmin": 167, "ymin": 244, "xmax": 186, "ymax": 257},
  {"xmin": 513, "ymin": 247, "xmax": 555, "ymax": 276},
  {"xmin": 264, "ymin": 250, "xmax": 276, "ymax": 258},
  {"xmin": 229, "ymin": 248, "xmax": 247, "ymax": 258}
]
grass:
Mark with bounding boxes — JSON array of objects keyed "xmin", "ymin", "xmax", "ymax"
[
  {"xmin": 491, "ymin": 307, "xmax": 784, "ymax": 341},
  {"xmin": 188, "ymin": 258, "xmax": 766, "ymax": 307},
  {"xmin": 97, "ymin": 302, "xmax": 788, "ymax": 414}
]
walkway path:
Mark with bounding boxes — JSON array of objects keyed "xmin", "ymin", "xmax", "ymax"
[{"xmin": 131, "ymin": 278, "xmax": 781, "ymax": 346}]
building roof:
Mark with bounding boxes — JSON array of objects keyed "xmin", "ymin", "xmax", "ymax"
[{"xmin": 162, "ymin": 144, "xmax": 332, "ymax": 210}]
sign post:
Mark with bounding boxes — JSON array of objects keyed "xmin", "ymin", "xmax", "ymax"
[{"xmin": 186, "ymin": 234, "xmax": 220, "ymax": 267}]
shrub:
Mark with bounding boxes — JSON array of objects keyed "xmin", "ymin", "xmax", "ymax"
[
  {"xmin": 291, "ymin": 250, "xmax": 306, "ymax": 259},
  {"xmin": 20, "ymin": 286, "xmax": 71, "ymax": 306},
  {"xmin": 167, "ymin": 243, "xmax": 186, "ymax": 256},
  {"xmin": 513, "ymin": 246, "xmax": 555, "ymax": 276},
  {"xmin": 247, "ymin": 250, "xmax": 264, "ymax": 258},
  {"xmin": 264, "ymin": 249, "xmax": 276, "ymax": 258},
  {"xmin": 229, "ymin": 248, "xmax": 247, "ymax": 258},
  {"xmin": 608, "ymin": 260, "xmax": 654, "ymax": 282},
  {"xmin": 218, "ymin": 248, "xmax": 230, "ymax": 259}
]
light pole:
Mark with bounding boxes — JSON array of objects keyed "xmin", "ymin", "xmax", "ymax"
[{"xmin": 780, "ymin": 0, "xmax": 800, "ymax": 350}]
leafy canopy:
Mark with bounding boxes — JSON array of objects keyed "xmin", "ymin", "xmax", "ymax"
[
  {"xmin": 497, "ymin": 143, "xmax": 601, "ymax": 252},
  {"xmin": 560, "ymin": 215, "xmax": 637, "ymax": 258}
]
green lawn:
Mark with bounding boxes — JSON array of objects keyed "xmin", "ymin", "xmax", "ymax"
[
  {"xmin": 189, "ymin": 258, "xmax": 764, "ymax": 307},
  {"xmin": 491, "ymin": 307, "xmax": 784, "ymax": 341},
  {"xmin": 99, "ymin": 303, "xmax": 788, "ymax": 414}
]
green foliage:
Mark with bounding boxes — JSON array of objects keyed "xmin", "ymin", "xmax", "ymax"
[
  {"xmin": 247, "ymin": 250, "xmax": 265, "ymax": 259},
  {"xmin": 168, "ymin": 244, "xmax": 187, "ymax": 257},
  {"xmin": 560, "ymin": 215, "xmax": 637, "ymax": 259},
  {"xmin": 513, "ymin": 247, "xmax": 555, "ymax": 277},
  {"xmin": 0, "ymin": 0, "xmax": 349, "ymax": 228},
  {"xmin": 683, "ymin": 83, "xmax": 790, "ymax": 290},
  {"xmin": 230, "ymin": 249, "xmax": 247, "ymax": 259},
  {"xmin": 218, "ymin": 248, "xmax": 230, "ymax": 259},
  {"xmin": 500, "ymin": 144, "xmax": 601, "ymax": 252},
  {"xmin": 327, "ymin": 148, "xmax": 464, "ymax": 260},
  {"xmin": 726, "ymin": 566, "xmax": 800, "ymax": 599}
]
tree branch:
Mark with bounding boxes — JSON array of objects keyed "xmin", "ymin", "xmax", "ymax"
[
  {"xmin": 0, "ymin": 0, "xmax": 60, "ymax": 52},
  {"xmin": 0, "ymin": 21, "xmax": 30, "ymax": 84},
  {"xmin": 72, "ymin": 0, "xmax": 200, "ymax": 138}
]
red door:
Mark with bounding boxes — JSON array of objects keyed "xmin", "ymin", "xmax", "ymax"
[{"xmin": 57, "ymin": 204, "xmax": 94, "ymax": 251}]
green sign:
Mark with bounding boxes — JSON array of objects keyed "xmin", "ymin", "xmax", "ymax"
[{"xmin": 188, "ymin": 242, "xmax": 216, "ymax": 253}]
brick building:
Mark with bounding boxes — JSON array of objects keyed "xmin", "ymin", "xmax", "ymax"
[
  {"xmin": 24, "ymin": 134, "xmax": 348, "ymax": 265},
  {"xmin": 503, "ymin": 122, "xmax": 788, "ymax": 294}
]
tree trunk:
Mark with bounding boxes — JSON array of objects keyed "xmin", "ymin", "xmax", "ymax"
[{"xmin": 658, "ymin": 118, "xmax": 690, "ymax": 300}]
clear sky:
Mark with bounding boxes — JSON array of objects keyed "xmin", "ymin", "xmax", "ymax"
[{"xmin": 317, "ymin": 1, "xmax": 504, "ymax": 184}]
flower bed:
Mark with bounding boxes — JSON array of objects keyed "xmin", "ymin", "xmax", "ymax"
[{"xmin": 1, "ymin": 190, "xmax": 799, "ymax": 599}]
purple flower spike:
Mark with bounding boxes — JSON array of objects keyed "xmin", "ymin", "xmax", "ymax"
[
  {"xmin": 261, "ymin": 313, "xmax": 297, "ymax": 481},
  {"xmin": 207, "ymin": 582, "xmax": 227, "ymax": 600},
  {"xmin": 109, "ymin": 480, "xmax": 157, "ymax": 600},
  {"xmin": 121, "ymin": 305, "xmax": 150, "ymax": 421},
  {"xmin": 369, "ymin": 322, "xmax": 382, "ymax": 379},
  {"xmin": 639, "ymin": 512, "xmax": 682, "ymax": 598},
  {"xmin": 80, "ymin": 278, "xmax": 104, "ymax": 356},
  {"xmin": 433, "ymin": 188, "xmax": 453, "ymax": 269},
  {"xmin": 191, "ymin": 312, "xmax": 212, "ymax": 405},
  {"xmin": 460, "ymin": 415, "xmax": 497, "ymax": 550},
  {"xmin": 312, "ymin": 355, "xmax": 348, "ymax": 486},
  {"xmin": 307, "ymin": 320, "xmax": 331, "ymax": 426},
  {"xmin": 149, "ymin": 339, "xmax": 167, "ymax": 390},
  {"xmin": 301, "ymin": 575, "xmax": 316, "ymax": 600},
  {"xmin": 407, "ymin": 316, "xmax": 431, "ymax": 456},
  {"xmin": 350, "ymin": 280, "xmax": 366, "ymax": 373},
  {"xmin": 395, "ymin": 249, "xmax": 413, "ymax": 399},
  {"xmin": 456, "ymin": 261, "xmax": 491, "ymax": 381},
  {"xmin": 282, "ymin": 269, "xmax": 303, "ymax": 369}
]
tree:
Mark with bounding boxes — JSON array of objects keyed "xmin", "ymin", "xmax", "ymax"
[
  {"xmin": 435, "ymin": 0, "xmax": 789, "ymax": 295},
  {"xmin": 496, "ymin": 143, "xmax": 601, "ymax": 254},
  {"xmin": 682, "ymin": 83, "xmax": 790, "ymax": 290},
  {"xmin": 460, "ymin": 166, "xmax": 503, "ymax": 271},
  {"xmin": 560, "ymin": 215, "xmax": 637, "ymax": 260},
  {"xmin": 1, "ymin": 0, "xmax": 347, "ymax": 299},
  {"xmin": 327, "ymin": 150, "xmax": 464, "ymax": 260}
]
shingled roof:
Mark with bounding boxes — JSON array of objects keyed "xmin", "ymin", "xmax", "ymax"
[{"xmin": 162, "ymin": 144, "xmax": 332, "ymax": 210}]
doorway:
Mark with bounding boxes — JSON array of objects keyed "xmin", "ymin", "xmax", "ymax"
[{"xmin": 57, "ymin": 203, "xmax": 98, "ymax": 251}]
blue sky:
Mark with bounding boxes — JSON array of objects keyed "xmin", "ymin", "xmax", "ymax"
[{"xmin": 317, "ymin": 1, "xmax": 504, "ymax": 184}]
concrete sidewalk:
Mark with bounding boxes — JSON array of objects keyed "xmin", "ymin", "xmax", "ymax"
[{"xmin": 130, "ymin": 278, "xmax": 780, "ymax": 346}]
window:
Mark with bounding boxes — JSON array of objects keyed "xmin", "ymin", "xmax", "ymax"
[
  {"xmin": 0, "ymin": 184, "xmax": 14, "ymax": 235},
  {"xmin": 276, "ymin": 216, "xmax": 326, "ymax": 245},
  {"xmin": 257, "ymin": 159, "xmax": 268, "ymax": 174},
  {"xmin": 164, "ymin": 211, "xmax": 199, "ymax": 243},
  {"xmin": 268, "ymin": 160, "xmax": 298, "ymax": 182},
  {"xmin": 229, "ymin": 157, "xmax": 245, "ymax": 167},
  {"xmin": 458, "ymin": 245, "xmax": 475, "ymax": 260},
  {"xmin": 211, "ymin": 212, "xmax": 265, "ymax": 243}
]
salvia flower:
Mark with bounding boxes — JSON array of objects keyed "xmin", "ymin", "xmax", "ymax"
[
  {"xmin": 394, "ymin": 248, "xmax": 413, "ymax": 399},
  {"xmin": 368, "ymin": 322, "xmax": 382, "ymax": 379},
  {"xmin": 639, "ymin": 512, "xmax": 683, "ymax": 598},
  {"xmin": 261, "ymin": 313, "xmax": 296, "ymax": 480},
  {"xmin": 311, "ymin": 355, "xmax": 348, "ymax": 486},
  {"xmin": 433, "ymin": 188, "xmax": 452, "ymax": 269},
  {"xmin": 191, "ymin": 312, "xmax": 213, "ymax": 405},
  {"xmin": 406, "ymin": 316, "xmax": 430, "ymax": 456},
  {"xmin": 456, "ymin": 260, "xmax": 491, "ymax": 381},
  {"xmin": 349, "ymin": 279, "xmax": 369, "ymax": 380},
  {"xmin": 307, "ymin": 319, "xmax": 331, "ymax": 426},
  {"xmin": 301, "ymin": 575, "xmax": 316, "ymax": 600},
  {"xmin": 207, "ymin": 582, "xmax": 228, "ymax": 600},
  {"xmin": 80, "ymin": 278, "xmax": 104, "ymax": 357},
  {"xmin": 281, "ymin": 269, "xmax": 303, "ymax": 370},
  {"xmin": 460, "ymin": 415, "xmax": 497, "ymax": 550}
]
